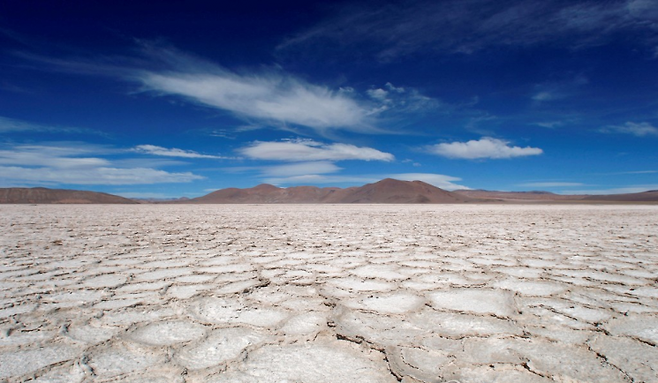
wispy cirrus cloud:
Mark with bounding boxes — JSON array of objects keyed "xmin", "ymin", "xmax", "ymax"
[
  {"xmin": 428, "ymin": 137, "xmax": 543, "ymax": 159},
  {"xmin": 133, "ymin": 51, "xmax": 443, "ymax": 135},
  {"xmin": 0, "ymin": 144, "xmax": 112, "ymax": 168},
  {"xmin": 260, "ymin": 161, "xmax": 341, "ymax": 177},
  {"xmin": 132, "ymin": 144, "xmax": 233, "ymax": 159},
  {"xmin": 0, "ymin": 116, "xmax": 100, "ymax": 135},
  {"xmin": 19, "ymin": 43, "xmax": 445, "ymax": 136},
  {"xmin": 531, "ymin": 76, "xmax": 589, "ymax": 104},
  {"xmin": 601, "ymin": 121, "xmax": 658, "ymax": 136},
  {"xmin": 239, "ymin": 139, "xmax": 394, "ymax": 162},
  {"xmin": 365, "ymin": 82, "xmax": 440, "ymax": 113},
  {"xmin": 0, "ymin": 143, "xmax": 203, "ymax": 186},
  {"xmin": 279, "ymin": 0, "xmax": 658, "ymax": 60},
  {"xmin": 139, "ymin": 70, "xmax": 377, "ymax": 135},
  {"xmin": 233, "ymin": 139, "xmax": 400, "ymax": 187},
  {"xmin": 0, "ymin": 166, "xmax": 201, "ymax": 185},
  {"xmin": 533, "ymin": 121, "xmax": 565, "ymax": 128}
]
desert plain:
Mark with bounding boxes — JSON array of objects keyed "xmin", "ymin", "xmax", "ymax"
[{"xmin": 1, "ymin": 204, "xmax": 657, "ymax": 383}]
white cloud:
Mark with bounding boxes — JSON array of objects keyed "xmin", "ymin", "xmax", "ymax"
[
  {"xmin": 260, "ymin": 161, "xmax": 341, "ymax": 177},
  {"xmin": 0, "ymin": 166, "xmax": 201, "ymax": 185},
  {"xmin": 365, "ymin": 83, "xmax": 439, "ymax": 114},
  {"xmin": 385, "ymin": 82, "xmax": 405, "ymax": 93},
  {"xmin": 0, "ymin": 143, "xmax": 204, "ymax": 185},
  {"xmin": 602, "ymin": 122, "xmax": 658, "ymax": 137},
  {"xmin": 137, "ymin": 59, "xmax": 439, "ymax": 133},
  {"xmin": 366, "ymin": 88, "xmax": 389, "ymax": 101},
  {"xmin": 0, "ymin": 144, "xmax": 111, "ymax": 168},
  {"xmin": 428, "ymin": 137, "xmax": 543, "ymax": 159},
  {"xmin": 389, "ymin": 173, "xmax": 470, "ymax": 190},
  {"xmin": 534, "ymin": 121, "xmax": 564, "ymax": 128},
  {"xmin": 0, "ymin": 116, "xmax": 97, "ymax": 135},
  {"xmin": 0, "ymin": 116, "xmax": 52, "ymax": 133},
  {"xmin": 21, "ymin": 45, "xmax": 445, "ymax": 135},
  {"xmin": 139, "ymin": 66, "xmax": 375, "ymax": 134},
  {"xmin": 240, "ymin": 140, "xmax": 394, "ymax": 162},
  {"xmin": 263, "ymin": 174, "xmax": 381, "ymax": 186},
  {"xmin": 532, "ymin": 91, "xmax": 560, "ymax": 102},
  {"xmin": 531, "ymin": 76, "xmax": 588, "ymax": 103},
  {"xmin": 133, "ymin": 144, "xmax": 231, "ymax": 159}
]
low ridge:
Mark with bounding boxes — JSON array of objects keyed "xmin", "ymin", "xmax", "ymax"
[{"xmin": 0, "ymin": 187, "xmax": 138, "ymax": 204}]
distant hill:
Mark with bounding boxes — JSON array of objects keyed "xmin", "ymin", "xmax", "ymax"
[
  {"xmin": 453, "ymin": 189, "xmax": 587, "ymax": 202},
  {"xmin": 454, "ymin": 189, "xmax": 658, "ymax": 203},
  {"xmin": 583, "ymin": 190, "xmax": 658, "ymax": 202},
  {"xmin": 133, "ymin": 197, "xmax": 190, "ymax": 204},
  {"xmin": 0, "ymin": 187, "xmax": 138, "ymax": 204},
  {"xmin": 3, "ymin": 182, "xmax": 657, "ymax": 205},
  {"xmin": 188, "ymin": 178, "xmax": 472, "ymax": 204}
]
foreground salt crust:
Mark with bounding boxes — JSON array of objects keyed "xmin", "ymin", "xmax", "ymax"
[{"xmin": 1, "ymin": 204, "xmax": 657, "ymax": 382}]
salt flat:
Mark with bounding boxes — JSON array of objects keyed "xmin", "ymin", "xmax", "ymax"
[{"xmin": 1, "ymin": 204, "xmax": 657, "ymax": 383}]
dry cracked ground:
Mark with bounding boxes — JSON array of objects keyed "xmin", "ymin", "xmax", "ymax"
[{"xmin": 1, "ymin": 204, "xmax": 657, "ymax": 383}]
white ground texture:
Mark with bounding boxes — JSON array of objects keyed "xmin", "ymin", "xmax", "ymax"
[{"xmin": 1, "ymin": 204, "xmax": 657, "ymax": 383}]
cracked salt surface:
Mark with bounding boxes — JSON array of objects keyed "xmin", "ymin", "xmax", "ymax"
[{"xmin": 1, "ymin": 204, "xmax": 657, "ymax": 382}]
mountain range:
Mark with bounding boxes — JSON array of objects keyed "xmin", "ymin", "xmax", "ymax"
[
  {"xmin": 1, "ymin": 179, "xmax": 657, "ymax": 204},
  {"xmin": 0, "ymin": 187, "xmax": 137, "ymax": 204},
  {"xmin": 188, "ymin": 179, "xmax": 470, "ymax": 204}
]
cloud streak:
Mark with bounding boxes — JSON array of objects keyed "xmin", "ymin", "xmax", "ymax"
[
  {"xmin": 239, "ymin": 139, "xmax": 394, "ymax": 162},
  {"xmin": 0, "ymin": 143, "xmax": 203, "ymax": 186},
  {"xmin": 279, "ymin": 0, "xmax": 658, "ymax": 60},
  {"xmin": 0, "ymin": 116, "xmax": 100, "ymax": 135},
  {"xmin": 20, "ymin": 44, "xmax": 446, "ymax": 136},
  {"xmin": 133, "ymin": 144, "xmax": 231, "ymax": 159},
  {"xmin": 260, "ymin": 161, "xmax": 341, "ymax": 177},
  {"xmin": 428, "ymin": 137, "xmax": 543, "ymax": 159},
  {"xmin": 137, "ymin": 61, "xmax": 376, "ymax": 135},
  {"xmin": 0, "ymin": 166, "xmax": 202, "ymax": 185},
  {"xmin": 601, "ymin": 122, "xmax": 658, "ymax": 137}
]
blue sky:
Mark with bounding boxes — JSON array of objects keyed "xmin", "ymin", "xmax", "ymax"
[{"xmin": 1, "ymin": 0, "xmax": 657, "ymax": 198}]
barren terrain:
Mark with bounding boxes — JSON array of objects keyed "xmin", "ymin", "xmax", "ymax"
[{"xmin": 1, "ymin": 205, "xmax": 657, "ymax": 382}]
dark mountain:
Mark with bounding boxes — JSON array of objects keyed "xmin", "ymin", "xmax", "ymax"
[
  {"xmin": 327, "ymin": 178, "xmax": 470, "ymax": 203},
  {"xmin": 0, "ymin": 187, "xmax": 138, "ymax": 204},
  {"xmin": 189, "ymin": 178, "xmax": 472, "ymax": 204}
]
